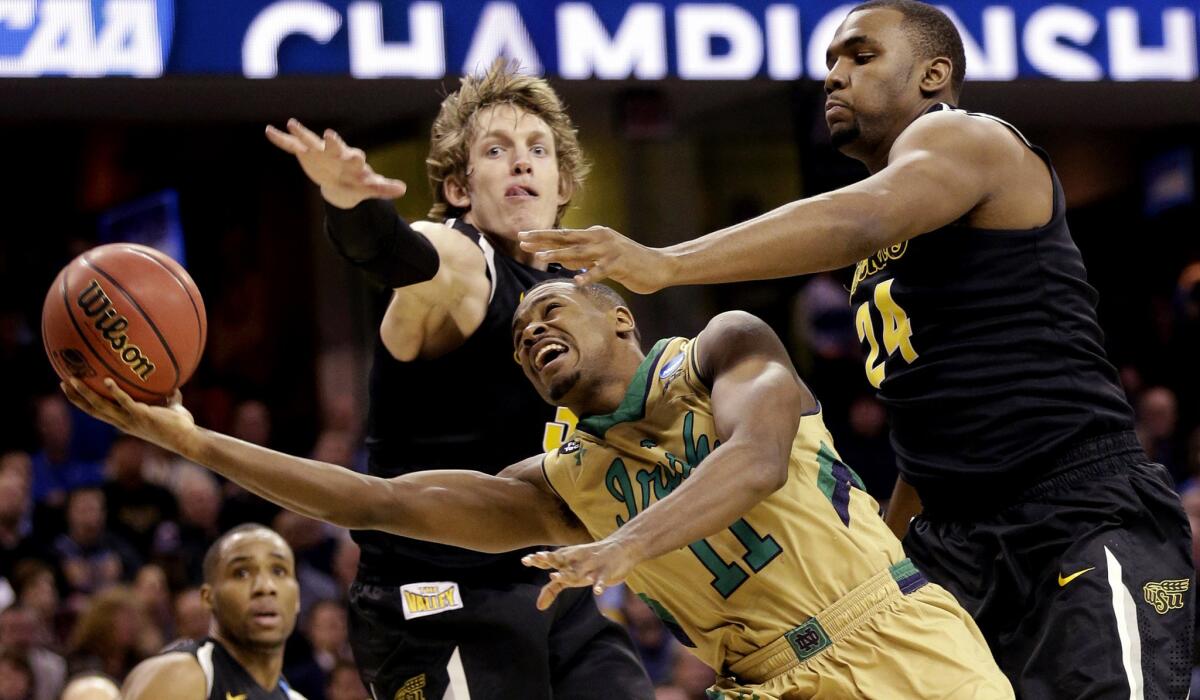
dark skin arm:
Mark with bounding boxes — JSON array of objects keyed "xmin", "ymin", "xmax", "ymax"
[
  {"xmin": 884, "ymin": 475, "xmax": 922, "ymax": 540},
  {"xmin": 62, "ymin": 379, "xmax": 590, "ymax": 554},
  {"xmin": 525, "ymin": 311, "xmax": 812, "ymax": 608},
  {"xmin": 519, "ymin": 111, "xmax": 1050, "ymax": 292}
]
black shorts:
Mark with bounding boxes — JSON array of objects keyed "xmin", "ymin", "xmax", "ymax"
[
  {"xmin": 904, "ymin": 433, "xmax": 1194, "ymax": 700},
  {"xmin": 348, "ymin": 578, "xmax": 652, "ymax": 700}
]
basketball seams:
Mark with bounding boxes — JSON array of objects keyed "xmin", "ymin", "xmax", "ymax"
[
  {"xmin": 81, "ymin": 255, "xmax": 182, "ymax": 384},
  {"xmin": 59, "ymin": 266, "xmax": 162, "ymax": 399},
  {"xmin": 125, "ymin": 247, "xmax": 206, "ymax": 371}
]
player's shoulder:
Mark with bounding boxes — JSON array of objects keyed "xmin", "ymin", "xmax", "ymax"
[
  {"xmin": 694, "ymin": 311, "xmax": 778, "ymax": 372},
  {"xmin": 895, "ymin": 106, "xmax": 1024, "ymax": 160},
  {"xmin": 122, "ymin": 651, "xmax": 206, "ymax": 699}
]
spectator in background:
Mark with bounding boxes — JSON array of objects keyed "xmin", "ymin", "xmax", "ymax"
[
  {"xmin": 0, "ymin": 308, "xmax": 39, "ymax": 455},
  {"xmin": 834, "ymin": 395, "xmax": 897, "ymax": 502},
  {"xmin": 306, "ymin": 600, "xmax": 350, "ymax": 676},
  {"xmin": 219, "ymin": 400, "xmax": 279, "ymax": 529},
  {"xmin": 272, "ymin": 512, "xmax": 338, "ymax": 616},
  {"xmin": 0, "ymin": 456, "xmax": 38, "ymax": 584},
  {"xmin": 1137, "ymin": 386, "xmax": 1182, "ymax": 482},
  {"xmin": 324, "ymin": 659, "xmax": 367, "ymax": 700},
  {"xmin": 171, "ymin": 588, "xmax": 210, "ymax": 643},
  {"xmin": 0, "ymin": 607, "xmax": 65, "ymax": 700},
  {"xmin": 29, "ymin": 397, "xmax": 104, "ymax": 509},
  {"xmin": 9, "ymin": 563, "xmax": 58, "ymax": 650},
  {"xmin": 154, "ymin": 467, "xmax": 222, "ymax": 587},
  {"xmin": 102, "ymin": 437, "xmax": 176, "ymax": 554},
  {"xmin": 621, "ymin": 590, "xmax": 676, "ymax": 686},
  {"xmin": 65, "ymin": 585, "xmax": 158, "ymax": 681},
  {"xmin": 132, "ymin": 565, "xmax": 174, "ymax": 643},
  {"xmin": 329, "ymin": 536, "xmax": 358, "ymax": 598},
  {"xmin": 0, "ymin": 650, "xmax": 33, "ymax": 700},
  {"xmin": 52, "ymin": 489, "xmax": 140, "ymax": 599}
]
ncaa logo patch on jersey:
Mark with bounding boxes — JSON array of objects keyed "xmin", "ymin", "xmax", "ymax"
[
  {"xmin": 559, "ymin": 439, "xmax": 582, "ymax": 455},
  {"xmin": 659, "ymin": 352, "xmax": 686, "ymax": 387},
  {"xmin": 400, "ymin": 582, "xmax": 463, "ymax": 621}
]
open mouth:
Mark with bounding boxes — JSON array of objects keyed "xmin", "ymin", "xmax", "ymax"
[
  {"xmin": 250, "ymin": 610, "xmax": 280, "ymax": 626},
  {"xmin": 533, "ymin": 339, "xmax": 569, "ymax": 372}
]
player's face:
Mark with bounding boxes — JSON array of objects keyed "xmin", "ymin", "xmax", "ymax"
[
  {"xmin": 824, "ymin": 8, "xmax": 923, "ymax": 158},
  {"xmin": 203, "ymin": 531, "xmax": 299, "ymax": 653},
  {"xmin": 454, "ymin": 104, "xmax": 568, "ymax": 242},
  {"xmin": 512, "ymin": 282, "xmax": 623, "ymax": 408}
]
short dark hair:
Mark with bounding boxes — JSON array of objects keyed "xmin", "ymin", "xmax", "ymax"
[
  {"xmin": 201, "ymin": 523, "xmax": 279, "ymax": 584},
  {"xmin": 518, "ymin": 280, "xmax": 641, "ymax": 344},
  {"xmin": 852, "ymin": 0, "xmax": 966, "ymax": 99}
]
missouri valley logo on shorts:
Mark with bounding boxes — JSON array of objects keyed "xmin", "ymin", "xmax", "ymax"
[
  {"xmin": 1143, "ymin": 578, "xmax": 1190, "ymax": 615},
  {"xmin": 400, "ymin": 582, "xmax": 463, "ymax": 620}
]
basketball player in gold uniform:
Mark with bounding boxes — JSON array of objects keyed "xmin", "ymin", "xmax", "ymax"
[{"xmin": 61, "ymin": 280, "xmax": 1011, "ymax": 698}]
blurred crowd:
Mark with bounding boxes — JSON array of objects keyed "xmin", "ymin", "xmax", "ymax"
[{"xmin": 3, "ymin": 250, "xmax": 1200, "ymax": 700}]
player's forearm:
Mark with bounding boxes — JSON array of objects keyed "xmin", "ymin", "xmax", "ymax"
[
  {"xmin": 660, "ymin": 190, "xmax": 891, "ymax": 286},
  {"xmin": 179, "ymin": 428, "xmax": 389, "ymax": 529},
  {"xmin": 611, "ymin": 440, "xmax": 786, "ymax": 562}
]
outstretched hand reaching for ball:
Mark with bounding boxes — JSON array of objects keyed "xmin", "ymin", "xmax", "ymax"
[
  {"xmin": 61, "ymin": 378, "xmax": 199, "ymax": 457},
  {"xmin": 265, "ymin": 119, "xmax": 408, "ymax": 209}
]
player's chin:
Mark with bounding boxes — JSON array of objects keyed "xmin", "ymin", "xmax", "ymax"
[
  {"xmin": 829, "ymin": 122, "xmax": 861, "ymax": 150},
  {"xmin": 547, "ymin": 371, "xmax": 582, "ymax": 403}
]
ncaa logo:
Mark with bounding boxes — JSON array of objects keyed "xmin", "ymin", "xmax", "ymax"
[{"xmin": 0, "ymin": 0, "xmax": 174, "ymax": 77}]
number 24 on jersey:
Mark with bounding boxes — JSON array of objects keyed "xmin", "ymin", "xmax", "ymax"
[{"xmin": 856, "ymin": 279, "xmax": 918, "ymax": 388}]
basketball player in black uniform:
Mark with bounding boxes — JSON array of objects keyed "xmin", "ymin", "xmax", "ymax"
[
  {"xmin": 265, "ymin": 62, "xmax": 651, "ymax": 699},
  {"xmin": 122, "ymin": 524, "xmax": 306, "ymax": 700},
  {"xmin": 519, "ymin": 2, "xmax": 1194, "ymax": 698}
]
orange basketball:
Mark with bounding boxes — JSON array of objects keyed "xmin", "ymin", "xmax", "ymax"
[{"xmin": 41, "ymin": 243, "xmax": 207, "ymax": 404}]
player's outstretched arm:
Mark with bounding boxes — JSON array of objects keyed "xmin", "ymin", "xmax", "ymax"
[
  {"xmin": 121, "ymin": 653, "xmax": 207, "ymax": 700},
  {"xmin": 525, "ymin": 311, "xmax": 806, "ymax": 607},
  {"xmin": 61, "ymin": 379, "xmax": 590, "ymax": 553},
  {"xmin": 520, "ymin": 111, "xmax": 1005, "ymax": 291}
]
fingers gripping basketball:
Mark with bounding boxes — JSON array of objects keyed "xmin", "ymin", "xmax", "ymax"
[{"xmin": 42, "ymin": 243, "xmax": 207, "ymax": 403}]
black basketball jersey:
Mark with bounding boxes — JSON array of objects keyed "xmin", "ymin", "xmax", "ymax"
[
  {"xmin": 355, "ymin": 218, "xmax": 573, "ymax": 580},
  {"xmin": 848, "ymin": 105, "xmax": 1134, "ymax": 513},
  {"xmin": 165, "ymin": 637, "xmax": 305, "ymax": 700}
]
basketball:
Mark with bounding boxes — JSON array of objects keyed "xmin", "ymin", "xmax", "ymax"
[{"xmin": 41, "ymin": 243, "xmax": 207, "ymax": 404}]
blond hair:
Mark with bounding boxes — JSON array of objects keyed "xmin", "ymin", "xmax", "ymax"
[{"xmin": 426, "ymin": 59, "xmax": 589, "ymax": 225}]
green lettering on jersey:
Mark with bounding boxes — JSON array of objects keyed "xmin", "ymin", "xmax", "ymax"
[{"xmin": 605, "ymin": 459, "xmax": 638, "ymax": 527}]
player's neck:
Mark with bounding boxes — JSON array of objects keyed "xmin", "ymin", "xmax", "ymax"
[
  {"xmin": 214, "ymin": 633, "xmax": 284, "ymax": 692},
  {"xmin": 865, "ymin": 97, "xmax": 948, "ymax": 173},
  {"xmin": 575, "ymin": 344, "xmax": 646, "ymax": 418},
  {"xmin": 464, "ymin": 213, "xmax": 545, "ymax": 269}
]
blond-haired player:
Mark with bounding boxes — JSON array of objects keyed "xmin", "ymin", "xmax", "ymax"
[{"xmin": 263, "ymin": 61, "xmax": 650, "ymax": 699}]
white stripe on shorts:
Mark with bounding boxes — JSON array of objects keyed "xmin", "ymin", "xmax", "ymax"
[
  {"xmin": 443, "ymin": 646, "xmax": 472, "ymax": 700},
  {"xmin": 1105, "ymin": 545, "xmax": 1145, "ymax": 700}
]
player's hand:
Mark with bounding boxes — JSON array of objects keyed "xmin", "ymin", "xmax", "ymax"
[
  {"xmin": 518, "ymin": 226, "xmax": 672, "ymax": 294},
  {"xmin": 265, "ymin": 118, "xmax": 407, "ymax": 209},
  {"xmin": 521, "ymin": 539, "xmax": 643, "ymax": 610},
  {"xmin": 61, "ymin": 378, "xmax": 198, "ymax": 456}
]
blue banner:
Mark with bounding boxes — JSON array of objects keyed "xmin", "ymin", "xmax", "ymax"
[{"xmin": 1, "ymin": 0, "xmax": 1197, "ymax": 80}]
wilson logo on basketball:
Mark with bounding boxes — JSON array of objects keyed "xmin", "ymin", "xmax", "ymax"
[{"xmin": 76, "ymin": 279, "xmax": 156, "ymax": 381}]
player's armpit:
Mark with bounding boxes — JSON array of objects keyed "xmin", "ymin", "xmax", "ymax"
[
  {"xmin": 121, "ymin": 652, "xmax": 206, "ymax": 700},
  {"xmin": 379, "ymin": 220, "xmax": 491, "ymax": 361},
  {"xmin": 377, "ymin": 454, "xmax": 592, "ymax": 552}
]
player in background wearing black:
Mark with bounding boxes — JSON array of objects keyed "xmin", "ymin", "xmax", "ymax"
[
  {"xmin": 519, "ymin": 2, "xmax": 1193, "ymax": 698},
  {"xmin": 121, "ymin": 524, "xmax": 306, "ymax": 700},
  {"xmin": 265, "ymin": 62, "xmax": 651, "ymax": 700}
]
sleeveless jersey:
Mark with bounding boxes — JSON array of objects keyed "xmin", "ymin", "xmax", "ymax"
[
  {"xmin": 542, "ymin": 336, "xmax": 905, "ymax": 671},
  {"xmin": 847, "ymin": 104, "xmax": 1134, "ymax": 513},
  {"xmin": 356, "ymin": 218, "xmax": 574, "ymax": 580},
  {"xmin": 164, "ymin": 637, "xmax": 305, "ymax": 700}
]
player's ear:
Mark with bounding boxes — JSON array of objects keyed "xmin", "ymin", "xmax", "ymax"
[
  {"xmin": 614, "ymin": 306, "xmax": 636, "ymax": 338},
  {"xmin": 444, "ymin": 174, "xmax": 471, "ymax": 209},
  {"xmin": 199, "ymin": 584, "xmax": 213, "ymax": 610},
  {"xmin": 920, "ymin": 56, "xmax": 953, "ymax": 97}
]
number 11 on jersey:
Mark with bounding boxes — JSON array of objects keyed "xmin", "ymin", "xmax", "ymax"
[{"xmin": 856, "ymin": 279, "xmax": 918, "ymax": 388}]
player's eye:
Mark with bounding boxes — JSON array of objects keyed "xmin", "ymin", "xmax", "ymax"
[
  {"xmin": 234, "ymin": 568, "xmax": 249, "ymax": 578},
  {"xmin": 487, "ymin": 145, "xmax": 503, "ymax": 157},
  {"xmin": 531, "ymin": 145, "xmax": 547, "ymax": 156},
  {"xmin": 273, "ymin": 566, "xmax": 288, "ymax": 576},
  {"xmin": 545, "ymin": 303, "xmax": 561, "ymax": 316},
  {"xmin": 855, "ymin": 53, "xmax": 874, "ymax": 65}
]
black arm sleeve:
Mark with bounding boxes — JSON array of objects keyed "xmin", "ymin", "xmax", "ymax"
[{"xmin": 323, "ymin": 199, "xmax": 441, "ymax": 288}]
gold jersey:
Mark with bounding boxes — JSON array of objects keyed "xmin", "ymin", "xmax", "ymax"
[{"xmin": 542, "ymin": 337, "xmax": 906, "ymax": 672}]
